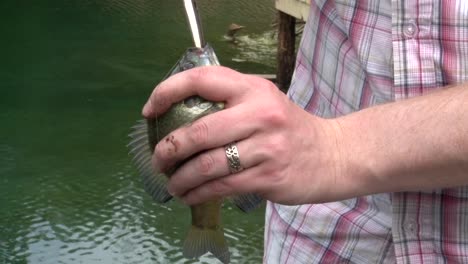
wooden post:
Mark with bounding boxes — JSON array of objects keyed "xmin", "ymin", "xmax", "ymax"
[{"xmin": 276, "ymin": 11, "xmax": 296, "ymax": 93}]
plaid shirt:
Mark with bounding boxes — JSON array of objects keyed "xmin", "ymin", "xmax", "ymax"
[{"xmin": 264, "ymin": 0, "xmax": 468, "ymax": 263}]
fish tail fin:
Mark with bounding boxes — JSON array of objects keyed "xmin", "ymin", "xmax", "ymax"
[{"xmin": 183, "ymin": 225, "xmax": 230, "ymax": 264}]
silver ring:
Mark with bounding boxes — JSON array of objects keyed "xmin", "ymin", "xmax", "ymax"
[{"xmin": 225, "ymin": 142, "xmax": 244, "ymax": 174}]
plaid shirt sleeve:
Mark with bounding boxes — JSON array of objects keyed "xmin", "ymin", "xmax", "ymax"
[{"xmin": 264, "ymin": 0, "xmax": 468, "ymax": 263}]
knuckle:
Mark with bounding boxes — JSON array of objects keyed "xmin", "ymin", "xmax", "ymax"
[
  {"xmin": 264, "ymin": 135, "xmax": 288, "ymax": 157},
  {"xmin": 197, "ymin": 153, "xmax": 215, "ymax": 176},
  {"xmin": 186, "ymin": 66, "xmax": 209, "ymax": 84},
  {"xmin": 215, "ymin": 66, "xmax": 235, "ymax": 76},
  {"xmin": 265, "ymin": 80, "xmax": 280, "ymax": 92},
  {"xmin": 272, "ymin": 135, "xmax": 289, "ymax": 154},
  {"xmin": 260, "ymin": 105, "xmax": 288, "ymax": 127},
  {"xmin": 263, "ymin": 165, "xmax": 285, "ymax": 187},
  {"xmin": 187, "ymin": 120, "xmax": 209, "ymax": 146},
  {"xmin": 270, "ymin": 170, "xmax": 285, "ymax": 183}
]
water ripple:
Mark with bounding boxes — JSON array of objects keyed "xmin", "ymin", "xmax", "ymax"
[
  {"xmin": 230, "ymin": 31, "xmax": 278, "ymax": 66},
  {"xmin": 2, "ymin": 170, "xmax": 265, "ymax": 263},
  {"xmin": 1, "ymin": 0, "xmax": 270, "ymax": 262}
]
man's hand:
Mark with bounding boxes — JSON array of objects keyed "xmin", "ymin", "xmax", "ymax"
[
  {"xmin": 142, "ymin": 66, "xmax": 354, "ymax": 205},
  {"xmin": 143, "ymin": 65, "xmax": 468, "ymax": 206}
]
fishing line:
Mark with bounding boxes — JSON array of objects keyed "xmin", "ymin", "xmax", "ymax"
[
  {"xmin": 184, "ymin": 0, "xmax": 204, "ymax": 48},
  {"xmin": 155, "ymin": 100, "xmax": 160, "ymax": 154},
  {"xmin": 217, "ymin": 223, "xmax": 266, "ymax": 263}
]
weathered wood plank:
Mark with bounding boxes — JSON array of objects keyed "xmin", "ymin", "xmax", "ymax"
[
  {"xmin": 276, "ymin": 11, "xmax": 296, "ymax": 93},
  {"xmin": 248, "ymin": 74, "xmax": 277, "ymax": 82},
  {"xmin": 275, "ymin": 0, "xmax": 310, "ymax": 21}
]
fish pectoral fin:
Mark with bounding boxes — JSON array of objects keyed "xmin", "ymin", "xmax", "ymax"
[
  {"xmin": 128, "ymin": 119, "xmax": 172, "ymax": 203},
  {"xmin": 183, "ymin": 226, "xmax": 230, "ymax": 264},
  {"xmin": 231, "ymin": 194, "xmax": 263, "ymax": 213}
]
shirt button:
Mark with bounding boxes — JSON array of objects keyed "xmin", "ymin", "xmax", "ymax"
[
  {"xmin": 404, "ymin": 219, "xmax": 417, "ymax": 236},
  {"xmin": 404, "ymin": 20, "xmax": 418, "ymax": 38}
]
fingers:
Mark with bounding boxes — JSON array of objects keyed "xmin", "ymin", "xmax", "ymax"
[
  {"xmin": 143, "ymin": 66, "xmax": 253, "ymax": 117},
  {"xmin": 167, "ymin": 139, "xmax": 264, "ymax": 196},
  {"xmin": 140, "ymin": 66, "xmax": 288, "ymax": 204},
  {"xmin": 180, "ymin": 165, "xmax": 268, "ymax": 205},
  {"xmin": 153, "ymin": 104, "xmax": 259, "ymax": 173}
]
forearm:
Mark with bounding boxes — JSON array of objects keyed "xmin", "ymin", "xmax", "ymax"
[{"xmin": 335, "ymin": 83, "xmax": 468, "ymax": 196}]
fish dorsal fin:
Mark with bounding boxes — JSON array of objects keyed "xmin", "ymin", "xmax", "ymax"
[
  {"xmin": 231, "ymin": 194, "xmax": 263, "ymax": 213},
  {"xmin": 128, "ymin": 120, "xmax": 172, "ymax": 203}
]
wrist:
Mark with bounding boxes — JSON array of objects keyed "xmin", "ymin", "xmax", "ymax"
[
  {"xmin": 309, "ymin": 116, "xmax": 379, "ymax": 202},
  {"xmin": 329, "ymin": 113, "xmax": 391, "ymax": 199}
]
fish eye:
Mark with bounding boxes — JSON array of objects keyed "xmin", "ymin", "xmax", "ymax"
[
  {"xmin": 184, "ymin": 96, "xmax": 200, "ymax": 108},
  {"xmin": 184, "ymin": 97, "xmax": 212, "ymax": 110},
  {"xmin": 182, "ymin": 62, "xmax": 195, "ymax": 71},
  {"xmin": 198, "ymin": 102, "xmax": 212, "ymax": 109}
]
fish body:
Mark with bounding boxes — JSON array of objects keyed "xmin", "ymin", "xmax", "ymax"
[{"xmin": 129, "ymin": 44, "xmax": 261, "ymax": 264}]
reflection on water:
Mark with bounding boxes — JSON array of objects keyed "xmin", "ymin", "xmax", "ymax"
[
  {"xmin": 229, "ymin": 31, "xmax": 277, "ymax": 66},
  {"xmin": 0, "ymin": 0, "xmax": 275, "ymax": 263},
  {"xmin": 2, "ymin": 158, "xmax": 265, "ymax": 263}
]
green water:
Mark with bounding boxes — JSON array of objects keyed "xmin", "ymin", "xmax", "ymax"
[{"xmin": 0, "ymin": 1, "xmax": 276, "ymax": 263}]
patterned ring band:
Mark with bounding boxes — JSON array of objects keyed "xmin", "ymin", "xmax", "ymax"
[{"xmin": 224, "ymin": 142, "xmax": 244, "ymax": 174}]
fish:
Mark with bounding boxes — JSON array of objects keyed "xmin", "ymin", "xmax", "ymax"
[{"xmin": 128, "ymin": 44, "xmax": 262, "ymax": 264}]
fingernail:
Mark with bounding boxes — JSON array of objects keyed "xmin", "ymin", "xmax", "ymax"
[
  {"xmin": 142, "ymin": 101, "xmax": 153, "ymax": 117},
  {"xmin": 166, "ymin": 186, "xmax": 175, "ymax": 196}
]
